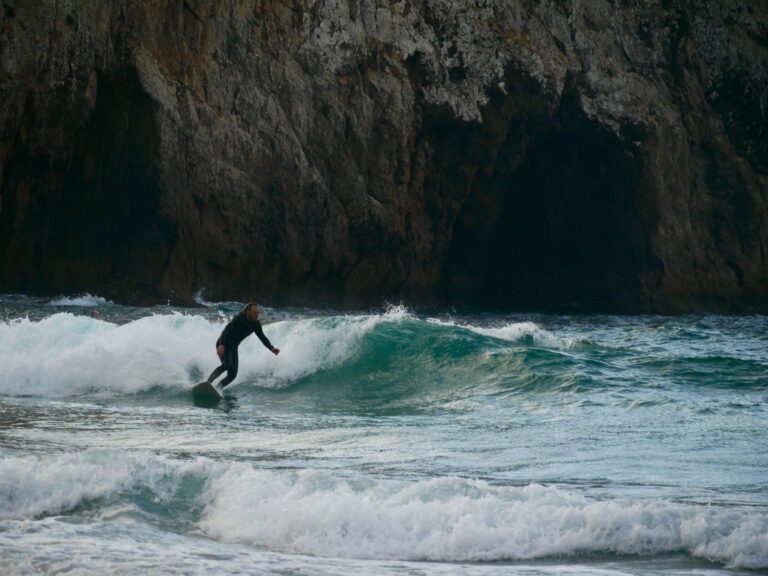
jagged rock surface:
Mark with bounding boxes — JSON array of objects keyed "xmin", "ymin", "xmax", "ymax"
[{"xmin": 1, "ymin": 1, "xmax": 766, "ymax": 312}]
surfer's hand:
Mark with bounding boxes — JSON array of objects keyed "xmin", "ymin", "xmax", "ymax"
[
  {"xmin": 217, "ymin": 344, "xmax": 224, "ymax": 358},
  {"xmin": 271, "ymin": 347, "xmax": 280, "ymax": 355}
]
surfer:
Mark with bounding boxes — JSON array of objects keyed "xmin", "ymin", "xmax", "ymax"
[{"xmin": 206, "ymin": 302, "xmax": 280, "ymax": 391}]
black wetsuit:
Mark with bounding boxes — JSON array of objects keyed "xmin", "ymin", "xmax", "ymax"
[{"xmin": 207, "ymin": 312, "xmax": 274, "ymax": 388}]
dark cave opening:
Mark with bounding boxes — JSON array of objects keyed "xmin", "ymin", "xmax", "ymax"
[
  {"xmin": 446, "ymin": 88, "xmax": 659, "ymax": 312},
  {"xmin": 0, "ymin": 67, "xmax": 174, "ymax": 296},
  {"xmin": 57, "ymin": 68, "xmax": 170, "ymax": 281}
]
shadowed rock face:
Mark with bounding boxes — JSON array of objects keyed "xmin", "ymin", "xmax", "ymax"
[
  {"xmin": 2, "ymin": 66, "xmax": 172, "ymax": 297},
  {"xmin": 444, "ymin": 78, "xmax": 658, "ymax": 312},
  {"xmin": 1, "ymin": 1, "xmax": 766, "ymax": 312}
]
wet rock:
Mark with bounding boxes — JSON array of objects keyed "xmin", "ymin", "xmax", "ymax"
[{"xmin": 0, "ymin": 1, "xmax": 766, "ymax": 312}]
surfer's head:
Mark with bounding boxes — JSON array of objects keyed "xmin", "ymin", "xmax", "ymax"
[{"xmin": 244, "ymin": 301, "xmax": 260, "ymax": 321}]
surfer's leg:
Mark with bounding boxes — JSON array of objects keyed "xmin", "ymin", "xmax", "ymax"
[
  {"xmin": 219, "ymin": 348, "xmax": 239, "ymax": 388},
  {"xmin": 207, "ymin": 364, "xmax": 227, "ymax": 383},
  {"xmin": 207, "ymin": 342, "xmax": 230, "ymax": 383}
]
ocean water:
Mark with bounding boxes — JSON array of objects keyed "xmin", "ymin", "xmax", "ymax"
[{"xmin": 0, "ymin": 293, "xmax": 766, "ymax": 575}]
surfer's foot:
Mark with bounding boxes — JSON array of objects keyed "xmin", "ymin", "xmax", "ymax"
[{"xmin": 212, "ymin": 382, "xmax": 223, "ymax": 394}]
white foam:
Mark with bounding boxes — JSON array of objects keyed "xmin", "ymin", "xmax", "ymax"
[
  {"xmin": 0, "ymin": 313, "xmax": 212, "ymax": 396},
  {"xmin": 0, "ymin": 519, "xmax": 643, "ymax": 576},
  {"xmin": 0, "ymin": 309, "xmax": 406, "ymax": 397},
  {"xmin": 241, "ymin": 306, "xmax": 410, "ymax": 388},
  {"xmin": 1, "ymin": 450, "xmax": 764, "ymax": 569},
  {"xmin": 201, "ymin": 468, "xmax": 768, "ymax": 569},
  {"xmin": 48, "ymin": 293, "xmax": 112, "ymax": 307},
  {"xmin": 428, "ymin": 318, "xmax": 578, "ymax": 349},
  {"xmin": 0, "ymin": 450, "xmax": 209, "ymax": 520},
  {"xmin": 192, "ymin": 288, "xmax": 216, "ymax": 307}
]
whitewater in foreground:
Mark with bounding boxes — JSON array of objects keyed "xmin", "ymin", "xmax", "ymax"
[{"xmin": 0, "ymin": 293, "xmax": 766, "ymax": 575}]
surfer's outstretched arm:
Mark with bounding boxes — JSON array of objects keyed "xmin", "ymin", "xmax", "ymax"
[{"xmin": 254, "ymin": 322, "xmax": 280, "ymax": 355}]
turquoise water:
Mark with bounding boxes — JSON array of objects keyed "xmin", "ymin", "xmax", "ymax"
[{"xmin": 0, "ymin": 293, "xmax": 766, "ymax": 575}]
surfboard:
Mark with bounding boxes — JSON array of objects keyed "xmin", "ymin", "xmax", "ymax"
[{"xmin": 192, "ymin": 380, "xmax": 223, "ymax": 399}]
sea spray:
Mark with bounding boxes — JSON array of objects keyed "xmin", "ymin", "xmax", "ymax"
[{"xmin": 48, "ymin": 293, "xmax": 113, "ymax": 307}]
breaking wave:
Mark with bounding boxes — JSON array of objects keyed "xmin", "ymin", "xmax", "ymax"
[
  {"xmin": 0, "ymin": 307, "xmax": 576, "ymax": 398},
  {"xmin": 1, "ymin": 450, "xmax": 765, "ymax": 569}
]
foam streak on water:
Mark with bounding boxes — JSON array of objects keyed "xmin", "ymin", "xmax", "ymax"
[{"xmin": 0, "ymin": 295, "xmax": 766, "ymax": 575}]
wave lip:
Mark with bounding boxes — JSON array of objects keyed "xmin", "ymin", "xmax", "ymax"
[
  {"xmin": 427, "ymin": 317, "xmax": 580, "ymax": 349},
  {"xmin": 247, "ymin": 305, "xmax": 411, "ymax": 388}
]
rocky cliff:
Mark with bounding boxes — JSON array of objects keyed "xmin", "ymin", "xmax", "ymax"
[{"xmin": 1, "ymin": 1, "xmax": 766, "ymax": 312}]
